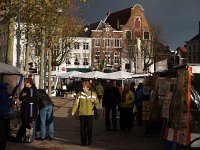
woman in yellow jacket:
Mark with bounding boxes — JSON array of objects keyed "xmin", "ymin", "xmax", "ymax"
[
  {"xmin": 119, "ymin": 84, "xmax": 134, "ymax": 132},
  {"xmin": 72, "ymin": 81, "xmax": 99, "ymax": 146}
]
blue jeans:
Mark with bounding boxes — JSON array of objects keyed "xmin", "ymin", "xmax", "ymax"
[{"xmin": 40, "ymin": 105, "xmax": 54, "ymax": 138}]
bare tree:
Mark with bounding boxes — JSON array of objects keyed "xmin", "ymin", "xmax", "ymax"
[{"xmin": 124, "ymin": 22, "xmax": 169, "ymax": 73}]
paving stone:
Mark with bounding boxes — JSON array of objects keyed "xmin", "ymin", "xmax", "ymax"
[{"xmin": 6, "ymin": 96, "xmax": 164, "ymax": 150}]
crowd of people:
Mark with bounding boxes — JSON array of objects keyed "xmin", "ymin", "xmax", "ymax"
[
  {"xmin": 0, "ymin": 77, "xmax": 145, "ymax": 149},
  {"xmin": 0, "ymin": 78, "xmax": 55, "ymax": 150},
  {"xmin": 71, "ymin": 79, "xmax": 144, "ymax": 146}
]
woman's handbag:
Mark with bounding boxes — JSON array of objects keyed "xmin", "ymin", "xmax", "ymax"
[{"xmin": 93, "ymin": 105, "xmax": 99, "ymax": 120}]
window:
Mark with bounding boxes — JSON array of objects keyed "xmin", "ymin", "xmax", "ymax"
[
  {"xmin": 95, "ymin": 51, "xmax": 100, "ymax": 64},
  {"xmin": 114, "ymin": 52, "xmax": 120, "ymax": 64},
  {"xmin": 74, "ymin": 42, "xmax": 79, "ymax": 49},
  {"xmin": 114, "ymin": 39, "xmax": 120, "ymax": 48},
  {"xmin": 193, "ymin": 45, "xmax": 196, "ymax": 53},
  {"xmin": 74, "ymin": 58, "xmax": 80, "ymax": 65},
  {"xmin": 104, "ymin": 38, "xmax": 110, "ymax": 48},
  {"xmin": 125, "ymin": 30, "xmax": 132, "ymax": 39},
  {"xmin": 143, "ymin": 31, "xmax": 150, "ymax": 40},
  {"xmin": 74, "ymin": 53, "xmax": 80, "ymax": 65},
  {"xmin": 188, "ymin": 46, "xmax": 191, "ymax": 54},
  {"xmin": 66, "ymin": 58, "xmax": 71, "ymax": 64},
  {"xmin": 83, "ymin": 42, "xmax": 89, "ymax": 50},
  {"xmin": 83, "ymin": 53, "xmax": 89, "ymax": 65},
  {"xmin": 94, "ymin": 38, "xmax": 100, "ymax": 47},
  {"xmin": 53, "ymin": 45, "xmax": 59, "ymax": 56},
  {"xmin": 83, "ymin": 58, "xmax": 89, "ymax": 65},
  {"xmin": 104, "ymin": 52, "xmax": 111, "ymax": 64},
  {"xmin": 188, "ymin": 56, "xmax": 191, "ymax": 63}
]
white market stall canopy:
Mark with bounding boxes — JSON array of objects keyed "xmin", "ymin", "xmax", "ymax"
[
  {"xmin": 0, "ymin": 62, "xmax": 23, "ymax": 75},
  {"xmin": 100, "ymin": 71, "xmax": 133, "ymax": 80},
  {"xmin": 132, "ymin": 73, "xmax": 150, "ymax": 78},
  {"xmin": 50, "ymin": 71, "xmax": 64, "ymax": 76},
  {"xmin": 74, "ymin": 71, "xmax": 107, "ymax": 79},
  {"xmin": 57, "ymin": 71, "xmax": 83, "ymax": 78}
]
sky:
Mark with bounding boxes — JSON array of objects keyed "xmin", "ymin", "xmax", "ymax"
[{"xmin": 78, "ymin": 0, "xmax": 200, "ymax": 50}]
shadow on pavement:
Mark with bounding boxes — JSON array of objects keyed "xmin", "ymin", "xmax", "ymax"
[{"xmin": 7, "ymin": 98, "xmax": 164, "ymax": 150}]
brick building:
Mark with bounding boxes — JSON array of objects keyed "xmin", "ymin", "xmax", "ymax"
[{"xmin": 91, "ymin": 4, "xmax": 154, "ymax": 73}]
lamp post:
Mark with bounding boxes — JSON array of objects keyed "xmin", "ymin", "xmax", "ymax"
[{"xmin": 16, "ymin": 0, "xmax": 21, "ymax": 68}]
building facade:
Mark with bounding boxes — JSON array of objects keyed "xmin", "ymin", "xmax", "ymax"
[
  {"xmin": 91, "ymin": 21, "xmax": 123, "ymax": 71},
  {"xmin": 1, "ymin": 4, "xmax": 173, "ymax": 74},
  {"xmin": 61, "ymin": 37, "xmax": 92, "ymax": 72},
  {"xmin": 90, "ymin": 4, "xmax": 154, "ymax": 73},
  {"xmin": 185, "ymin": 21, "xmax": 200, "ymax": 63}
]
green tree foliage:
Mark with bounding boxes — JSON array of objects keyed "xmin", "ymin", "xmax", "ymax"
[
  {"xmin": 0, "ymin": 0, "xmax": 84, "ymax": 89},
  {"xmin": 0, "ymin": 0, "xmax": 84, "ymax": 67}
]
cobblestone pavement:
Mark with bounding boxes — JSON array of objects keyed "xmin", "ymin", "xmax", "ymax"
[{"xmin": 6, "ymin": 97, "xmax": 164, "ymax": 150}]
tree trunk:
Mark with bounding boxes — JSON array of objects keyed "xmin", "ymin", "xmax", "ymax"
[
  {"xmin": 48, "ymin": 48, "xmax": 52, "ymax": 96},
  {"xmin": 24, "ymin": 25, "xmax": 30, "ymax": 77},
  {"xmin": 5, "ymin": 18, "xmax": 14, "ymax": 65},
  {"xmin": 39, "ymin": 29, "xmax": 45, "ymax": 89}
]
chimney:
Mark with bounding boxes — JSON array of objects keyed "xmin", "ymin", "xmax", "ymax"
[{"xmin": 117, "ymin": 19, "xmax": 120, "ymax": 29}]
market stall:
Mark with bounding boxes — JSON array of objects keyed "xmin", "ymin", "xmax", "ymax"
[
  {"xmin": 143, "ymin": 62, "xmax": 177, "ymax": 137},
  {"xmin": 0, "ymin": 62, "xmax": 24, "ymax": 95},
  {"xmin": 163, "ymin": 64, "xmax": 200, "ymax": 149}
]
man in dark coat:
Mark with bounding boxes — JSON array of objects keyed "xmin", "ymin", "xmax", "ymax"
[
  {"xmin": 16, "ymin": 78, "xmax": 39, "ymax": 142},
  {"xmin": 102, "ymin": 80, "xmax": 121, "ymax": 131}
]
